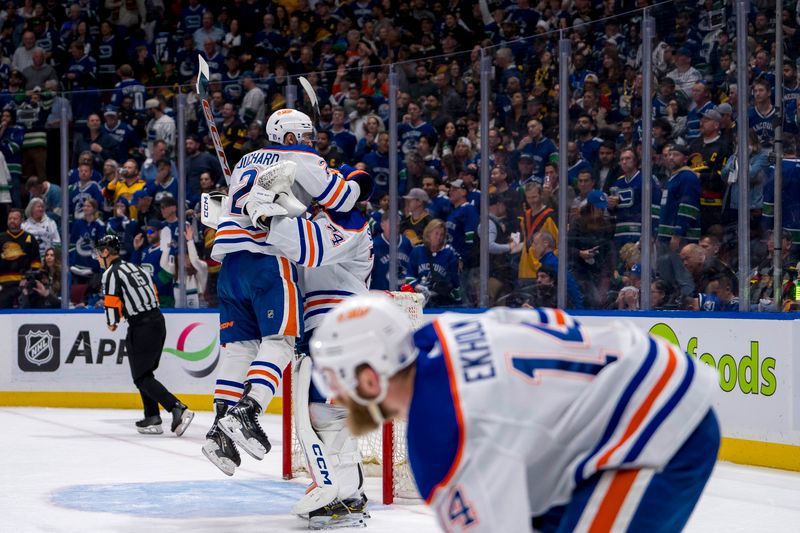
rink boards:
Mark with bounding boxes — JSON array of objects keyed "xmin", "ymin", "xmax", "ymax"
[{"xmin": 2, "ymin": 308, "xmax": 800, "ymax": 472}]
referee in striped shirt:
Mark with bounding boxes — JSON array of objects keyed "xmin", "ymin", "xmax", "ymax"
[{"xmin": 97, "ymin": 235, "xmax": 194, "ymax": 436}]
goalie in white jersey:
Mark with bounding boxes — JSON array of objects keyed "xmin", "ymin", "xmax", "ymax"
[
  {"xmin": 311, "ymin": 294, "xmax": 721, "ymax": 533},
  {"xmin": 264, "ymin": 165, "xmax": 374, "ymax": 528}
]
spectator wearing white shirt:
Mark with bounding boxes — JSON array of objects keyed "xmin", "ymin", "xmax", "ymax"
[
  {"xmin": 22, "ymin": 197, "xmax": 60, "ymax": 257},
  {"xmin": 12, "ymin": 31, "xmax": 36, "ymax": 72}
]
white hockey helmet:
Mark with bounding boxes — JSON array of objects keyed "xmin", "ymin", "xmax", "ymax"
[
  {"xmin": 310, "ymin": 293, "xmax": 417, "ymax": 408},
  {"xmin": 265, "ymin": 108, "xmax": 315, "ymax": 145}
]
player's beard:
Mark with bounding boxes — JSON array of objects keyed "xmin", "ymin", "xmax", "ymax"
[{"xmin": 338, "ymin": 395, "xmax": 382, "ymax": 436}]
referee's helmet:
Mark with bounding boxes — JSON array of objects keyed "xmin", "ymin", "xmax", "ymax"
[{"xmin": 95, "ymin": 234, "xmax": 121, "ymax": 255}]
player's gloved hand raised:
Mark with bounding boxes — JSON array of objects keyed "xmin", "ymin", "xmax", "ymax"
[{"xmin": 245, "ymin": 188, "xmax": 288, "ymax": 230}]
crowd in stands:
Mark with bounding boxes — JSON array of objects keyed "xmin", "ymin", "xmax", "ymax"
[{"xmin": 0, "ymin": 0, "xmax": 798, "ymax": 313}]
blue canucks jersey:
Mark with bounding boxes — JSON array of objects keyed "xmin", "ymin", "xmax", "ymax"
[{"xmin": 370, "ymin": 233, "xmax": 412, "ymax": 290}]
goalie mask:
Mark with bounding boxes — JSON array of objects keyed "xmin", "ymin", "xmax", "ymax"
[
  {"xmin": 310, "ymin": 293, "xmax": 417, "ymax": 410},
  {"xmin": 266, "ymin": 109, "xmax": 315, "ymax": 145}
]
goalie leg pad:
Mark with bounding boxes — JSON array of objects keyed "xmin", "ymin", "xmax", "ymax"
[
  {"xmin": 311, "ymin": 402, "xmax": 363, "ymax": 502},
  {"xmin": 293, "ymin": 355, "xmax": 339, "ymax": 516}
]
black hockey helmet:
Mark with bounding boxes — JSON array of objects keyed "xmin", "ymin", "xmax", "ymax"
[{"xmin": 95, "ymin": 234, "xmax": 121, "ymax": 255}]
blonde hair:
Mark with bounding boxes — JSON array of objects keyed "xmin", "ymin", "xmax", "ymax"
[{"xmin": 422, "ymin": 218, "xmax": 446, "ymax": 247}]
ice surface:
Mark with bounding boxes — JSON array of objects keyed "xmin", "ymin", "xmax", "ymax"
[{"xmin": 2, "ymin": 407, "xmax": 799, "ymax": 532}]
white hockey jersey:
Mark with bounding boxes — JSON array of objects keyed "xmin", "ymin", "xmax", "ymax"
[
  {"xmin": 265, "ymin": 208, "xmax": 373, "ymax": 330},
  {"xmin": 212, "ymin": 144, "xmax": 360, "ymax": 262},
  {"xmin": 407, "ymin": 308, "xmax": 716, "ymax": 532}
]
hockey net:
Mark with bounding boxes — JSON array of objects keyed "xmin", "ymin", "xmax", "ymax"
[{"xmin": 281, "ymin": 291, "xmax": 425, "ymax": 505}]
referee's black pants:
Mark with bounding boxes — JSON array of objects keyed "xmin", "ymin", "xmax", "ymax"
[{"xmin": 125, "ymin": 311, "xmax": 179, "ymax": 418}]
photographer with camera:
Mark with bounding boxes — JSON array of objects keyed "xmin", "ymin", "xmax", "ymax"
[
  {"xmin": 19, "ymin": 267, "xmax": 60, "ymax": 308},
  {"xmin": 0, "ymin": 208, "xmax": 42, "ymax": 308}
]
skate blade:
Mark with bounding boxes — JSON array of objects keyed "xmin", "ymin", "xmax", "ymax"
[
  {"xmin": 137, "ymin": 425, "xmax": 163, "ymax": 435},
  {"xmin": 201, "ymin": 442, "xmax": 236, "ymax": 476},
  {"xmin": 308, "ymin": 513, "xmax": 366, "ymax": 530},
  {"xmin": 218, "ymin": 418, "xmax": 267, "ymax": 460},
  {"xmin": 173, "ymin": 409, "xmax": 195, "ymax": 437}
]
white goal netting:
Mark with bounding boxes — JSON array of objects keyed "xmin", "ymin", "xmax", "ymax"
[{"xmin": 281, "ymin": 291, "xmax": 425, "ymax": 504}]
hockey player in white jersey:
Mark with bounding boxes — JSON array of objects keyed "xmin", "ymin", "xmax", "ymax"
[
  {"xmin": 202, "ymin": 110, "xmax": 370, "ymax": 471},
  {"xmin": 220, "ymin": 163, "xmax": 375, "ymax": 529},
  {"xmin": 310, "ymin": 295, "xmax": 721, "ymax": 533},
  {"xmin": 272, "ymin": 165, "xmax": 373, "ymax": 529}
]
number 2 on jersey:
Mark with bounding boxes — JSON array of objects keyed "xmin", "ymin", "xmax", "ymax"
[{"xmin": 229, "ymin": 169, "xmax": 258, "ymax": 215}]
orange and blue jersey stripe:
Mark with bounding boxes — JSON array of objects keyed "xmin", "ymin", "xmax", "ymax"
[
  {"xmin": 214, "ymin": 379, "xmax": 244, "ymax": 407},
  {"xmin": 214, "ymin": 221, "xmax": 271, "ymax": 247},
  {"xmin": 295, "ymin": 217, "xmax": 325, "ymax": 268},
  {"xmin": 246, "ymin": 361, "xmax": 283, "ymax": 396},
  {"xmin": 303, "ymin": 290, "xmax": 355, "ymax": 321},
  {"xmin": 574, "ymin": 340, "xmax": 694, "ymax": 484}
]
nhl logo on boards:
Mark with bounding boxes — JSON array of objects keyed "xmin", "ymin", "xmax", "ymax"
[{"xmin": 18, "ymin": 324, "xmax": 60, "ymax": 372}]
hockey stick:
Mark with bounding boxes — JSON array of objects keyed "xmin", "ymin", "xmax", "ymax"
[
  {"xmin": 196, "ymin": 55, "xmax": 232, "ymax": 183},
  {"xmin": 297, "ymin": 76, "xmax": 320, "ymax": 126}
]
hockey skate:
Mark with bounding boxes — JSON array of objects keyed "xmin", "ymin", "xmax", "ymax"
[
  {"xmin": 170, "ymin": 402, "xmax": 195, "ymax": 437},
  {"xmin": 307, "ymin": 499, "xmax": 367, "ymax": 530},
  {"xmin": 135, "ymin": 415, "xmax": 163, "ymax": 434},
  {"xmin": 202, "ymin": 401, "xmax": 242, "ymax": 476},
  {"xmin": 218, "ymin": 383, "xmax": 272, "ymax": 460}
]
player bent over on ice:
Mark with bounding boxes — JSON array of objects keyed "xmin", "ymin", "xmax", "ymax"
[{"xmin": 310, "ymin": 294, "xmax": 721, "ymax": 533}]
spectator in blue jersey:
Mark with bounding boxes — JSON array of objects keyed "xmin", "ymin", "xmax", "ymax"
[
  {"xmin": 658, "ymin": 144, "xmax": 702, "ymax": 251},
  {"xmin": 145, "ymin": 157, "xmax": 175, "ymax": 199},
  {"xmin": 63, "ymin": 40, "xmax": 98, "ymax": 124},
  {"xmin": 67, "ymin": 151, "xmax": 102, "ymax": 186},
  {"xmin": 131, "ymin": 219, "xmax": 175, "ymax": 308},
  {"xmin": 111, "ymin": 65, "xmax": 146, "ymax": 112},
  {"xmin": 69, "ymin": 197, "xmax": 104, "ymax": 288},
  {"xmin": 749, "ymin": 78, "xmax": 777, "ymax": 150},
  {"xmin": 370, "ymin": 211, "xmax": 412, "ymax": 291},
  {"xmin": 532, "ymin": 230, "xmax": 584, "ymax": 309},
  {"xmin": 131, "ymin": 188, "xmax": 157, "ymax": 228},
  {"xmin": 763, "ymin": 138, "xmax": 800, "ymax": 250},
  {"xmin": 446, "ymin": 178, "xmax": 479, "ymax": 304},
  {"xmin": 68, "ymin": 162, "xmax": 104, "ymax": 221},
  {"xmin": 180, "ymin": 0, "xmax": 206, "ymax": 35},
  {"xmin": 574, "ymin": 113, "xmax": 603, "ymax": 165},
  {"xmin": 106, "ymin": 197, "xmax": 138, "ymax": 258},
  {"xmin": 0, "ymin": 109, "xmax": 24, "ymax": 207},
  {"xmin": 422, "ymin": 173, "xmax": 450, "ymax": 221},
  {"xmin": 398, "ymin": 101, "xmax": 437, "ymax": 155},
  {"xmin": 405, "ymin": 218, "xmax": 462, "ymax": 308},
  {"xmin": 102, "ymin": 107, "xmax": 140, "ymax": 163},
  {"xmin": 685, "ymin": 82, "xmax": 715, "ymax": 143},
  {"xmin": 457, "ymin": 167, "xmax": 482, "ymax": 209},
  {"xmin": 607, "ymin": 148, "xmax": 662, "ymax": 250},
  {"xmin": 362, "ymin": 131, "xmax": 391, "ymax": 199},
  {"xmin": 328, "ymin": 106, "xmax": 356, "ymax": 163},
  {"xmin": 518, "ymin": 118, "xmax": 556, "ymax": 181},
  {"xmin": 566, "ymin": 141, "xmax": 592, "ymax": 187}
]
